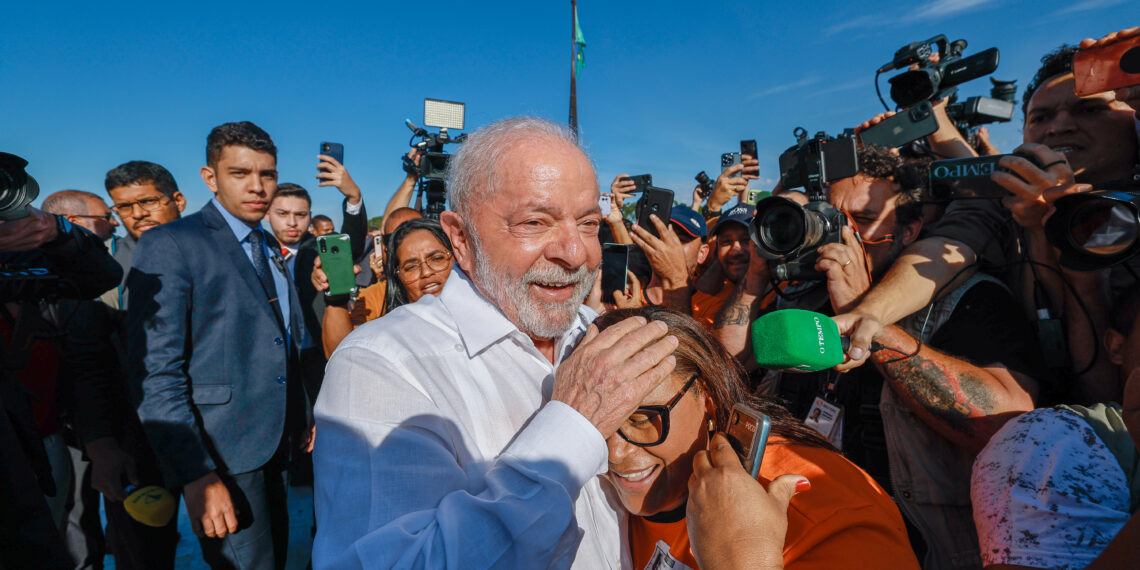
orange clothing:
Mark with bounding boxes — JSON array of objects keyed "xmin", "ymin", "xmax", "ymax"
[
  {"xmin": 690, "ymin": 282, "xmax": 732, "ymax": 328},
  {"xmin": 627, "ymin": 438, "xmax": 918, "ymax": 570},
  {"xmin": 349, "ymin": 280, "xmax": 387, "ymax": 326}
]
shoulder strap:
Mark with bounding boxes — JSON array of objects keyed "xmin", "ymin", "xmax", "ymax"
[{"xmin": 1056, "ymin": 403, "xmax": 1140, "ymax": 512}]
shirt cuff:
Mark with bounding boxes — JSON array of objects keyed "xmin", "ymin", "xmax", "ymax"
[
  {"xmin": 503, "ymin": 400, "xmax": 608, "ymax": 493},
  {"xmin": 344, "ymin": 197, "xmax": 364, "ymax": 215}
]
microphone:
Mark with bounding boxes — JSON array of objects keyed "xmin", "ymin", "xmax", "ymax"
[
  {"xmin": 123, "ymin": 485, "xmax": 176, "ymax": 527},
  {"xmin": 404, "ymin": 119, "xmax": 426, "ymax": 136},
  {"xmin": 751, "ymin": 309, "xmax": 845, "ymax": 372}
]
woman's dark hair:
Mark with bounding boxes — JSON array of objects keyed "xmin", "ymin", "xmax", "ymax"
[
  {"xmin": 383, "ymin": 218, "xmax": 453, "ymax": 313},
  {"xmin": 593, "ymin": 306, "xmax": 833, "ymax": 450}
]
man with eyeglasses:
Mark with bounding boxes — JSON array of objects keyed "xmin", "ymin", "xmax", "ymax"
[
  {"xmin": 103, "ymin": 161, "xmax": 187, "ymax": 309},
  {"xmin": 41, "ymin": 190, "xmax": 120, "ymax": 241}
]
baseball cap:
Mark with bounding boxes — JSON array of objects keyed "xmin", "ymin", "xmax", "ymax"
[
  {"xmin": 713, "ymin": 203, "xmax": 756, "ymax": 235},
  {"xmin": 669, "ymin": 205, "xmax": 708, "ymax": 239}
]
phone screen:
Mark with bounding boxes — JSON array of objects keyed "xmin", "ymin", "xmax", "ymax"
[{"xmin": 601, "ymin": 243, "xmax": 630, "ymax": 297}]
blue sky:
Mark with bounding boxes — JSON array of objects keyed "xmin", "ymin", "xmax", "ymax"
[{"xmin": 2, "ymin": 0, "xmax": 1135, "ymax": 234}]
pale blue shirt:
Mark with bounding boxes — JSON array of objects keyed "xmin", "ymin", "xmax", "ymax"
[{"xmin": 211, "ymin": 198, "xmax": 292, "ymax": 340}]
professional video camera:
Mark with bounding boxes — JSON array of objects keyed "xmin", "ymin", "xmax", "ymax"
[
  {"xmin": 1045, "ymin": 167, "xmax": 1140, "ymax": 270},
  {"xmin": 877, "ymin": 35, "xmax": 1000, "ymax": 109},
  {"xmin": 404, "ymin": 98, "xmax": 467, "ymax": 220},
  {"xmin": 750, "ymin": 128, "xmax": 859, "ymax": 281},
  {"xmin": 0, "ymin": 152, "xmax": 40, "ymax": 220}
]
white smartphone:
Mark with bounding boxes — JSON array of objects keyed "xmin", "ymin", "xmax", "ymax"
[
  {"xmin": 373, "ymin": 235, "xmax": 384, "ymax": 264},
  {"xmin": 599, "ymin": 194, "xmax": 612, "ymax": 217}
]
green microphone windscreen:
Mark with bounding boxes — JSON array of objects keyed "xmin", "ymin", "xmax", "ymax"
[
  {"xmin": 751, "ymin": 309, "xmax": 844, "ymax": 372},
  {"xmin": 124, "ymin": 485, "xmax": 176, "ymax": 527}
]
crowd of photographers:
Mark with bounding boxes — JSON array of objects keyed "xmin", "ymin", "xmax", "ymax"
[{"xmin": 1, "ymin": 23, "xmax": 1139, "ymax": 570}]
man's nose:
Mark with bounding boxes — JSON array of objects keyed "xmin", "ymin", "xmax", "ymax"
[
  {"xmin": 544, "ymin": 222, "xmax": 589, "ymax": 269},
  {"xmin": 1044, "ymin": 110, "xmax": 1078, "ymax": 138}
]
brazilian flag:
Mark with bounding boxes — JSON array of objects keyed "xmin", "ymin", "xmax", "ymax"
[{"xmin": 574, "ymin": 7, "xmax": 586, "ymax": 78}]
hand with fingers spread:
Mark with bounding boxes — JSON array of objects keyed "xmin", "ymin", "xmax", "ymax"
[
  {"xmin": 317, "ymin": 154, "xmax": 362, "ymax": 204},
  {"xmin": 816, "ymin": 225, "xmax": 871, "ymax": 314},
  {"xmin": 184, "ymin": 471, "xmax": 238, "ymax": 538},
  {"xmin": 631, "ymin": 214, "xmax": 690, "ymax": 288},
  {"xmin": 687, "ymin": 433, "xmax": 807, "ymax": 570},
  {"xmin": 993, "ymin": 143, "xmax": 1083, "ymax": 231},
  {"xmin": 552, "ymin": 316, "xmax": 678, "ymax": 438}
]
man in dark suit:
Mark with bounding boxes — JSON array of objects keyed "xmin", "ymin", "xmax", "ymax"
[{"xmin": 127, "ymin": 121, "xmax": 307, "ymax": 569}]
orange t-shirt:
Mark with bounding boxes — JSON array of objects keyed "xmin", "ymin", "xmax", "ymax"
[
  {"xmin": 349, "ymin": 280, "xmax": 387, "ymax": 326},
  {"xmin": 628, "ymin": 439, "xmax": 918, "ymax": 570},
  {"xmin": 690, "ymin": 282, "xmax": 733, "ymax": 328}
]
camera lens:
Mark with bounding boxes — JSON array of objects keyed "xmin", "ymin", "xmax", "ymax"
[
  {"xmin": 1069, "ymin": 199, "xmax": 1138, "ymax": 256},
  {"xmin": 752, "ymin": 199, "xmax": 805, "ymax": 257}
]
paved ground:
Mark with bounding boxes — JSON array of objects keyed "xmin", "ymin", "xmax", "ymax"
[{"xmin": 104, "ymin": 485, "xmax": 314, "ymax": 569}]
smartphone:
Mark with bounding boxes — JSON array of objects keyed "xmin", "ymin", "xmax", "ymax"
[
  {"xmin": 619, "ymin": 174, "xmax": 653, "ymax": 193},
  {"xmin": 601, "ymin": 243, "xmax": 630, "ymax": 297},
  {"xmin": 372, "ymin": 235, "xmax": 385, "ymax": 264},
  {"xmin": 721, "ymin": 152, "xmax": 743, "ymax": 178},
  {"xmin": 859, "ymin": 101, "xmax": 939, "ymax": 148},
  {"xmin": 636, "ymin": 187, "xmax": 674, "ymax": 238},
  {"xmin": 317, "ymin": 234, "xmax": 356, "ymax": 296},
  {"xmin": 1073, "ymin": 34, "xmax": 1140, "ymax": 96},
  {"xmin": 320, "ymin": 142, "xmax": 344, "ymax": 165},
  {"xmin": 740, "ymin": 140, "xmax": 758, "ymax": 159},
  {"xmin": 724, "ymin": 403, "xmax": 771, "ymax": 479},
  {"xmin": 927, "ymin": 154, "xmax": 1038, "ymax": 201},
  {"xmin": 745, "ymin": 189, "xmax": 771, "ymax": 206},
  {"xmin": 598, "ymin": 194, "xmax": 612, "ymax": 218}
]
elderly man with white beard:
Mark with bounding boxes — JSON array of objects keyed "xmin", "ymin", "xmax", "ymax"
[{"xmin": 311, "ymin": 117, "xmax": 679, "ymax": 569}]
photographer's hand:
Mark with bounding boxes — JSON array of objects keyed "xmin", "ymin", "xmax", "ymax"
[
  {"xmin": 817, "ymin": 225, "xmax": 871, "ymax": 314},
  {"xmin": 610, "ymin": 174, "xmax": 637, "ymax": 204},
  {"xmin": 710, "ymin": 165, "xmax": 746, "ymax": 213},
  {"xmin": 741, "ymin": 154, "xmax": 760, "ymax": 181},
  {"xmin": 927, "ymin": 97, "xmax": 977, "ymax": 159},
  {"xmin": 687, "ymin": 433, "xmax": 806, "ymax": 570},
  {"xmin": 0, "ymin": 208, "xmax": 60, "ymax": 252},
  {"xmin": 691, "ymin": 185, "xmax": 706, "ymax": 212},
  {"xmin": 552, "ymin": 317, "xmax": 677, "ymax": 439},
  {"xmin": 317, "ymin": 154, "xmax": 362, "ymax": 205},
  {"xmin": 993, "ymin": 143, "xmax": 1081, "ymax": 231}
]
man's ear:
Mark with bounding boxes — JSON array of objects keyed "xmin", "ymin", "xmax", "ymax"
[
  {"xmin": 900, "ymin": 219, "xmax": 923, "ymax": 248},
  {"xmin": 440, "ymin": 211, "xmax": 475, "ymax": 274},
  {"xmin": 1105, "ymin": 328, "xmax": 1127, "ymax": 367},
  {"xmin": 172, "ymin": 191, "xmax": 187, "ymax": 213},
  {"xmin": 200, "ymin": 166, "xmax": 218, "ymax": 195},
  {"xmin": 697, "ymin": 242, "xmax": 710, "ymax": 265}
]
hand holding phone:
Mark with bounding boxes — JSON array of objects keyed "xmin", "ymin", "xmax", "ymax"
[
  {"xmin": 635, "ymin": 187, "xmax": 674, "ymax": 238},
  {"xmin": 724, "ymin": 403, "xmax": 771, "ymax": 479},
  {"xmin": 317, "ymin": 234, "xmax": 356, "ymax": 297},
  {"xmin": 319, "ymin": 142, "xmax": 344, "ymax": 165},
  {"xmin": 1074, "ymin": 29, "xmax": 1140, "ymax": 96},
  {"xmin": 721, "ymin": 152, "xmax": 743, "ymax": 178}
]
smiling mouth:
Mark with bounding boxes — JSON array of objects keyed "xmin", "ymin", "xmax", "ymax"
[
  {"xmin": 421, "ymin": 282, "xmax": 442, "ymax": 293},
  {"xmin": 611, "ymin": 465, "xmax": 657, "ymax": 483},
  {"xmin": 1050, "ymin": 145, "xmax": 1083, "ymax": 155}
]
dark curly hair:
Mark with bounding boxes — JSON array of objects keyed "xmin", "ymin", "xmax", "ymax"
[
  {"xmin": 1022, "ymin": 45, "xmax": 1079, "ymax": 118},
  {"xmin": 857, "ymin": 145, "xmax": 929, "ymax": 228},
  {"xmin": 206, "ymin": 121, "xmax": 277, "ymax": 168}
]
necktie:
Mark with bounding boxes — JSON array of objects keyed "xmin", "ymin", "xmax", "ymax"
[{"xmin": 247, "ymin": 228, "xmax": 278, "ymax": 301}]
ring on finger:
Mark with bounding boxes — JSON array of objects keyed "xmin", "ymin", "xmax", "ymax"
[{"xmin": 842, "ymin": 259, "xmax": 852, "ymax": 267}]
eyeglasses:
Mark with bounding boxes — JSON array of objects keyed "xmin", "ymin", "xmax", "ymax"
[
  {"xmin": 397, "ymin": 250, "xmax": 452, "ymax": 276},
  {"xmin": 112, "ymin": 196, "xmax": 171, "ymax": 216},
  {"xmin": 617, "ymin": 375, "xmax": 697, "ymax": 447},
  {"xmin": 71, "ymin": 213, "xmax": 115, "ymax": 222}
]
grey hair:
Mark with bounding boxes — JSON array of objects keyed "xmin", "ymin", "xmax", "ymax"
[
  {"xmin": 42, "ymin": 189, "xmax": 105, "ymax": 215},
  {"xmin": 446, "ymin": 117, "xmax": 585, "ymax": 220}
]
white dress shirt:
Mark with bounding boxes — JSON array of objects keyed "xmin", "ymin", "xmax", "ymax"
[{"xmin": 312, "ymin": 268, "xmax": 621, "ymax": 569}]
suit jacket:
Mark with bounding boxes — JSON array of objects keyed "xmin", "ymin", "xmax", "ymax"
[{"xmin": 126, "ymin": 201, "xmax": 306, "ymax": 487}]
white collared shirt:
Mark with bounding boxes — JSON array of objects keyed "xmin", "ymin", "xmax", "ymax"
[{"xmin": 312, "ymin": 268, "xmax": 620, "ymax": 569}]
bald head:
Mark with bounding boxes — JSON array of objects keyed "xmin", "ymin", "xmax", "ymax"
[
  {"xmin": 43, "ymin": 189, "xmax": 118, "ymax": 240},
  {"xmin": 383, "ymin": 207, "xmax": 423, "ymax": 235}
]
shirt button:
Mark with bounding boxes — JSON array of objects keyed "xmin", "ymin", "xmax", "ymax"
[
  {"xmin": 274, "ymin": 337, "xmax": 284, "ymax": 346},
  {"xmin": 454, "ymin": 344, "xmax": 463, "ymax": 352},
  {"xmin": 276, "ymin": 376, "xmax": 287, "ymax": 385},
  {"xmin": 902, "ymin": 491, "xmax": 912, "ymax": 499}
]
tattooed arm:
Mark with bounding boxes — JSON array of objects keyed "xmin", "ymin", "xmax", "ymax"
[
  {"xmin": 713, "ymin": 249, "xmax": 771, "ymax": 368},
  {"xmin": 871, "ymin": 324, "xmax": 1037, "ymax": 454}
]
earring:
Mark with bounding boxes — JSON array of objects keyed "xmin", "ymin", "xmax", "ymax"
[{"xmin": 707, "ymin": 418, "xmax": 716, "ymax": 433}]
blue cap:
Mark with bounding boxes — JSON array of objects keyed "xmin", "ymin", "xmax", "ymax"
[
  {"xmin": 669, "ymin": 205, "xmax": 708, "ymax": 239},
  {"xmin": 713, "ymin": 203, "xmax": 756, "ymax": 234}
]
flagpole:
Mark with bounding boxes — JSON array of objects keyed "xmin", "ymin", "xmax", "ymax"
[{"xmin": 569, "ymin": 0, "xmax": 579, "ymax": 139}]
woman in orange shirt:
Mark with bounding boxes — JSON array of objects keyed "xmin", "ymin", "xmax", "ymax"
[{"xmin": 593, "ymin": 306, "xmax": 919, "ymax": 570}]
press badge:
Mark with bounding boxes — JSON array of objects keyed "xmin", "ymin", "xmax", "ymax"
[
  {"xmin": 805, "ymin": 397, "xmax": 844, "ymax": 450},
  {"xmin": 644, "ymin": 540, "xmax": 695, "ymax": 570}
]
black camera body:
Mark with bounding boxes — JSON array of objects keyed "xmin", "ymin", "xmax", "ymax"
[
  {"xmin": 1046, "ymin": 167, "xmax": 1140, "ymax": 270},
  {"xmin": 694, "ymin": 171, "xmax": 715, "ymax": 199},
  {"xmin": 883, "ymin": 35, "xmax": 1000, "ymax": 108},
  {"xmin": 405, "ymin": 124, "xmax": 466, "ymax": 220},
  {"xmin": 0, "ymin": 153, "xmax": 40, "ymax": 221},
  {"xmin": 752, "ymin": 129, "xmax": 860, "ymax": 281}
]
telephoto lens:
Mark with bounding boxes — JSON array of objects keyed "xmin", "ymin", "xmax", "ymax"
[
  {"xmin": 0, "ymin": 153, "xmax": 40, "ymax": 220},
  {"xmin": 1046, "ymin": 189, "xmax": 1140, "ymax": 270},
  {"xmin": 750, "ymin": 196, "xmax": 848, "ymax": 281}
]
